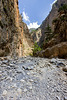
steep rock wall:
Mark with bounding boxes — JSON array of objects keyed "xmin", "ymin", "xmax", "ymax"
[
  {"xmin": 31, "ymin": 28, "xmax": 42, "ymax": 43},
  {"xmin": 39, "ymin": 0, "xmax": 67, "ymax": 45},
  {"xmin": 23, "ymin": 23, "xmax": 33, "ymax": 56},
  {"xmin": 0, "ymin": 0, "xmax": 23, "ymax": 57},
  {"xmin": 33, "ymin": 0, "xmax": 67, "ymax": 58}
]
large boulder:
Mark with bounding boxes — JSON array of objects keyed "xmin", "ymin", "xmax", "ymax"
[{"xmin": 36, "ymin": 42, "xmax": 67, "ymax": 58}]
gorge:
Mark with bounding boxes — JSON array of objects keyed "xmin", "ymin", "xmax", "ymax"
[
  {"xmin": 32, "ymin": 0, "xmax": 67, "ymax": 58},
  {"xmin": 0, "ymin": 0, "xmax": 67, "ymax": 99}
]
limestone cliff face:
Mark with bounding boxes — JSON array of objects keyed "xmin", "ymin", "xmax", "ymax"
[
  {"xmin": 0, "ymin": 0, "xmax": 23, "ymax": 57},
  {"xmin": 33, "ymin": 1, "xmax": 67, "ymax": 58},
  {"xmin": 23, "ymin": 23, "xmax": 33, "ymax": 56},
  {"xmin": 39, "ymin": 0, "xmax": 67, "ymax": 45},
  {"xmin": 31, "ymin": 28, "xmax": 42, "ymax": 43}
]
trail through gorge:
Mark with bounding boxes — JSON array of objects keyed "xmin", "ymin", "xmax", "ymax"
[{"xmin": 0, "ymin": 56, "xmax": 67, "ymax": 100}]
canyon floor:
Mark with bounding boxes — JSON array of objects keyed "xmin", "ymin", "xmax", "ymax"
[{"xmin": 0, "ymin": 56, "xmax": 67, "ymax": 100}]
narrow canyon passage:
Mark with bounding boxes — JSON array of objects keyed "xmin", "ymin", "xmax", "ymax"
[
  {"xmin": 0, "ymin": 57, "xmax": 67, "ymax": 100},
  {"xmin": 0, "ymin": 0, "xmax": 67, "ymax": 99}
]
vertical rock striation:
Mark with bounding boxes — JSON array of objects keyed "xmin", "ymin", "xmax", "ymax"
[
  {"xmin": 39, "ymin": 0, "xmax": 67, "ymax": 45},
  {"xmin": 33, "ymin": 0, "xmax": 67, "ymax": 58},
  {"xmin": 0, "ymin": 0, "xmax": 23, "ymax": 57},
  {"xmin": 23, "ymin": 23, "xmax": 33, "ymax": 56}
]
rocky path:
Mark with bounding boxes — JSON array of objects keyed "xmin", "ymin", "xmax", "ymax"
[{"xmin": 0, "ymin": 57, "xmax": 67, "ymax": 100}]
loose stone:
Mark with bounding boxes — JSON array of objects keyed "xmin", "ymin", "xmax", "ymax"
[
  {"xmin": 64, "ymin": 97, "xmax": 67, "ymax": 100},
  {"xmin": 29, "ymin": 86, "xmax": 32, "ymax": 90},
  {"xmin": 20, "ymin": 79, "xmax": 25, "ymax": 82},
  {"xmin": 17, "ymin": 88, "xmax": 22, "ymax": 94},
  {"xmin": 24, "ymin": 88, "xmax": 27, "ymax": 92},
  {"xmin": 57, "ymin": 62, "xmax": 65, "ymax": 68},
  {"xmin": 2, "ymin": 90, "xmax": 7, "ymax": 96}
]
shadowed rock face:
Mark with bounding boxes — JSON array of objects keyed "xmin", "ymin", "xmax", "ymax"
[
  {"xmin": 0, "ymin": 0, "xmax": 23, "ymax": 57},
  {"xmin": 31, "ymin": 28, "xmax": 42, "ymax": 44},
  {"xmin": 39, "ymin": 0, "xmax": 67, "ymax": 45},
  {"xmin": 36, "ymin": 42, "xmax": 67, "ymax": 58},
  {"xmin": 23, "ymin": 23, "xmax": 33, "ymax": 56},
  {"xmin": 33, "ymin": 0, "xmax": 67, "ymax": 58},
  {"xmin": 31, "ymin": 0, "xmax": 67, "ymax": 46}
]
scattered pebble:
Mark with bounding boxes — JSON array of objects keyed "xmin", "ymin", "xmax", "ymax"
[
  {"xmin": 20, "ymin": 79, "xmax": 25, "ymax": 82},
  {"xmin": 64, "ymin": 97, "xmax": 67, "ymax": 100},
  {"xmin": 0, "ymin": 57, "xmax": 67, "ymax": 99},
  {"xmin": 29, "ymin": 79, "xmax": 34, "ymax": 82},
  {"xmin": 29, "ymin": 86, "xmax": 32, "ymax": 90},
  {"xmin": 50, "ymin": 58, "xmax": 57, "ymax": 64},
  {"xmin": 2, "ymin": 90, "xmax": 7, "ymax": 96},
  {"xmin": 63, "ymin": 67, "xmax": 67, "ymax": 72},
  {"xmin": 24, "ymin": 88, "xmax": 27, "ymax": 92},
  {"xmin": 57, "ymin": 62, "xmax": 65, "ymax": 68},
  {"xmin": 17, "ymin": 88, "xmax": 22, "ymax": 94}
]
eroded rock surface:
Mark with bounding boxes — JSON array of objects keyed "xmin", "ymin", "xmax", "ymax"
[
  {"xmin": 0, "ymin": 0, "xmax": 23, "ymax": 57},
  {"xmin": 39, "ymin": 0, "xmax": 67, "ymax": 45},
  {"xmin": 0, "ymin": 57, "xmax": 67, "ymax": 100},
  {"xmin": 36, "ymin": 42, "xmax": 67, "ymax": 58},
  {"xmin": 23, "ymin": 23, "xmax": 33, "ymax": 56}
]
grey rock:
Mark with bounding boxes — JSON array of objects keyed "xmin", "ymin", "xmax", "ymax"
[
  {"xmin": 0, "ymin": 97, "xmax": 3, "ymax": 100},
  {"xmin": 62, "ymin": 66, "xmax": 67, "ymax": 72},
  {"xmin": 50, "ymin": 58, "xmax": 57, "ymax": 64},
  {"xmin": 24, "ymin": 88, "xmax": 27, "ymax": 92},
  {"xmin": 6, "ymin": 66, "xmax": 11, "ymax": 70},
  {"xmin": 57, "ymin": 62, "xmax": 65, "ymax": 68},
  {"xmin": 0, "ymin": 57, "xmax": 67, "ymax": 99},
  {"xmin": 9, "ymin": 63, "xmax": 15, "ymax": 67},
  {"xmin": 2, "ymin": 90, "xmax": 7, "ymax": 96},
  {"xmin": 1, "ymin": 64, "xmax": 7, "ymax": 67},
  {"xmin": 22, "ymin": 64, "xmax": 34, "ymax": 70},
  {"xmin": 2, "ymin": 60, "xmax": 8, "ymax": 64},
  {"xmin": 64, "ymin": 97, "xmax": 67, "ymax": 100},
  {"xmin": 56, "ymin": 96, "xmax": 60, "ymax": 100},
  {"xmin": 17, "ymin": 88, "xmax": 22, "ymax": 94},
  {"xmin": 16, "ymin": 74, "xmax": 24, "ymax": 80},
  {"xmin": 28, "ymin": 86, "xmax": 32, "ymax": 90},
  {"xmin": 20, "ymin": 79, "xmax": 25, "ymax": 82}
]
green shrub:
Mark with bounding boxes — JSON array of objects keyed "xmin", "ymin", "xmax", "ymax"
[
  {"xmin": 52, "ymin": 18, "xmax": 58, "ymax": 24},
  {"xmin": 58, "ymin": 4, "xmax": 67, "ymax": 13},
  {"xmin": 45, "ymin": 24, "xmax": 52, "ymax": 33},
  {"xmin": 0, "ymin": 21, "xmax": 3, "ymax": 28},
  {"xmin": 60, "ymin": 16, "xmax": 66, "ymax": 21},
  {"xmin": 2, "ymin": 0, "xmax": 4, "ymax": 4},
  {"xmin": 33, "ymin": 42, "xmax": 41, "ymax": 54},
  {"xmin": 45, "ymin": 39, "xmax": 49, "ymax": 43},
  {"xmin": 29, "ymin": 53, "xmax": 33, "ymax": 56}
]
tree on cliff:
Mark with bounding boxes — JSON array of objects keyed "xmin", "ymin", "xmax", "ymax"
[{"xmin": 58, "ymin": 4, "xmax": 67, "ymax": 14}]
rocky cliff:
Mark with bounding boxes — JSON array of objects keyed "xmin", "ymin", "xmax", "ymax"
[
  {"xmin": 39, "ymin": 0, "xmax": 67, "ymax": 45},
  {"xmin": 33, "ymin": 1, "xmax": 67, "ymax": 58},
  {"xmin": 23, "ymin": 23, "xmax": 33, "ymax": 56},
  {"xmin": 0, "ymin": 0, "xmax": 23, "ymax": 57},
  {"xmin": 31, "ymin": 28, "xmax": 42, "ymax": 43}
]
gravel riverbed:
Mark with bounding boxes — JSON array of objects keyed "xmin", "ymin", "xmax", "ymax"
[{"xmin": 0, "ymin": 56, "xmax": 67, "ymax": 100}]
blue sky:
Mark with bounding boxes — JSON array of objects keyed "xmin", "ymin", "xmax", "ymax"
[{"xmin": 18, "ymin": 0, "xmax": 57, "ymax": 29}]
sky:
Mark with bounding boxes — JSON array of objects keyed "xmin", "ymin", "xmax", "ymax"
[{"xmin": 18, "ymin": 0, "xmax": 57, "ymax": 29}]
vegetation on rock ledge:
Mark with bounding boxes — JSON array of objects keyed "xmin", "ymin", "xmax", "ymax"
[{"xmin": 33, "ymin": 42, "xmax": 41, "ymax": 55}]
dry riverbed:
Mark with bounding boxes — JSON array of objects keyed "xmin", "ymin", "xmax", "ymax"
[{"xmin": 0, "ymin": 56, "xmax": 67, "ymax": 100}]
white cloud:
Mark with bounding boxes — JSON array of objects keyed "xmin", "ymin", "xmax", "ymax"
[
  {"xmin": 22, "ymin": 11, "xmax": 40, "ymax": 29},
  {"xmin": 27, "ymin": 22, "xmax": 40, "ymax": 29},
  {"xmin": 50, "ymin": 0, "xmax": 57, "ymax": 7},
  {"xmin": 22, "ymin": 11, "xmax": 30, "ymax": 22}
]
